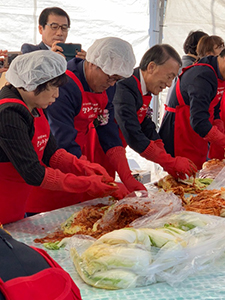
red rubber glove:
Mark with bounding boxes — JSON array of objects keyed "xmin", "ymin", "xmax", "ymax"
[
  {"xmin": 140, "ymin": 140, "xmax": 197, "ymax": 180},
  {"xmin": 204, "ymin": 125, "xmax": 225, "ymax": 148},
  {"xmin": 110, "ymin": 182, "xmax": 130, "ymax": 200},
  {"xmin": 50, "ymin": 149, "xmax": 112, "ymax": 181},
  {"xmin": 105, "ymin": 146, "xmax": 147, "ymax": 193},
  {"xmin": 208, "ymin": 121, "xmax": 225, "ymax": 159},
  {"xmin": 213, "ymin": 119, "xmax": 225, "ymax": 133},
  {"xmin": 40, "ymin": 167, "xmax": 118, "ymax": 198}
]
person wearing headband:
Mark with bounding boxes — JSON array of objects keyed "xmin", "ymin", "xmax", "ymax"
[
  {"xmin": 26, "ymin": 37, "xmax": 146, "ymax": 214},
  {"xmin": 0, "ymin": 50, "xmax": 119, "ymax": 224}
]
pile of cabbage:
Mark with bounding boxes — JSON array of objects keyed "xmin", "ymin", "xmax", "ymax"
[{"xmin": 70, "ymin": 211, "xmax": 225, "ymax": 289}]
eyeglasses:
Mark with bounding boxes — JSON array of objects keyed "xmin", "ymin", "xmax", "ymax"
[
  {"xmin": 107, "ymin": 74, "xmax": 124, "ymax": 83},
  {"xmin": 46, "ymin": 23, "xmax": 70, "ymax": 32}
]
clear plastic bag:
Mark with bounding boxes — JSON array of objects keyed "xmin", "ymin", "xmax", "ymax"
[
  {"xmin": 69, "ymin": 211, "xmax": 225, "ymax": 289},
  {"xmin": 94, "ymin": 186, "xmax": 183, "ymax": 231},
  {"xmin": 206, "ymin": 166, "xmax": 225, "ymax": 190},
  {"xmin": 147, "ymin": 218, "xmax": 225, "ymax": 286}
]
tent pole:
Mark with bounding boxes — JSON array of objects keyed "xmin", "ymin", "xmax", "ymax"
[{"xmin": 150, "ymin": 0, "xmax": 165, "ymax": 128}]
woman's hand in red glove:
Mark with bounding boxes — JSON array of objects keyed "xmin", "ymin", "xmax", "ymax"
[
  {"xmin": 50, "ymin": 149, "xmax": 113, "ymax": 181},
  {"xmin": 110, "ymin": 182, "xmax": 130, "ymax": 200}
]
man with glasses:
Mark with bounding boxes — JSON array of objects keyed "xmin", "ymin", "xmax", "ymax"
[
  {"xmin": 26, "ymin": 37, "xmax": 146, "ymax": 214},
  {"xmin": 21, "ymin": 7, "xmax": 85, "ymax": 59}
]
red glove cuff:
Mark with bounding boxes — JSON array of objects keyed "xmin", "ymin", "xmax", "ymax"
[
  {"xmin": 106, "ymin": 146, "xmax": 146, "ymax": 192},
  {"xmin": 204, "ymin": 125, "xmax": 225, "ymax": 148},
  {"xmin": 140, "ymin": 140, "xmax": 171, "ymax": 163},
  {"xmin": 49, "ymin": 149, "xmax": 76, "ymax": 172},
  {"xmin": 213, "ymin": 119, "xmax": 225, "ymax": 133}
]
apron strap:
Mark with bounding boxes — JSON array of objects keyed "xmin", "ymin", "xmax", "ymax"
[
  {"xmin": 164, "ymin": 104, "xmax": 176, "ymax": 113},
  {"xmin": 132, "ymin": 75, "xmax": 143, "ymax": 95},
  {"xmin": 66, "ymin": 70, "xmax": 84, "ymax": 92}
]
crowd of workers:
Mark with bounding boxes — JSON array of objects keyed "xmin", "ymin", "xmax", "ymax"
[
  {"xmin": 1, "ymin": 5, "xmax": 225, "ymax": 300},
  {"xmin": 1, "ymin": 7, "xmax": 225, "ymax": 223}
]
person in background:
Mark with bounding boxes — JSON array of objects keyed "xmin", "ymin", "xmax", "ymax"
[
  {"xmin": 159, "ymin": 48, "xmax": 225, "ymax": 170},
  {"xmin": 25, "ymin": 37, "xmax": 146, "ymax": 215},
  {"xmin": 21, "ymin": 7, "xmax": 86, "ymax": 59},
  {"xmin": 195, "ymin": 35, "xmax": 225, "ymax": 160},
  {"xmin": 113, "ymin": 44, "xmax": 197, "ymax": 180},
  {"xmin": 0, "ymin": 50, "xmax": 8, "ymax": 89},
  {"xmin": 181, "ymin": 30, "xmax": 209, "ymax": 68},
  {"xmin": 166, "ymin": 30, "xmax": 208, "ymax": 104},
  {"xmin": 0, "ymin": 50, "xmax": 119, "ymax": 224},
  {"xmin": 0, "ymin": 227, "xmax": 82, "ymax": 300},
  {"xmin": 0, "ymin": 50, "xmax": 8, "ymax": 74},
  {"xmin": 196, "ymin": 35, "xmax": 224, "ymax": 60}
]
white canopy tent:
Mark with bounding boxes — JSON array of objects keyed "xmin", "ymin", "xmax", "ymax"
[{"xmin": 0, "ymin": 0, "xmax": 154, "ymax": 64}]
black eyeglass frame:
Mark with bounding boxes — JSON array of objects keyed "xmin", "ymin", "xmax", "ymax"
[{"xmin": 46, "ymin": 23, "xmax": 70, "ymax": 32}]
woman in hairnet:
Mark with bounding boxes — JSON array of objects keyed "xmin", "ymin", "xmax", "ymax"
[
  {"xmin": 0, "ymin": 50, "xmax": 119, "ymax": 224},
  {"xmin": 25, "ymin": 37, "xmax": 146, "ymax": 214}
]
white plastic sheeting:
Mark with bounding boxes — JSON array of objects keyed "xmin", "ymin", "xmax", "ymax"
[
  {"xmin": 163, "ymin": 0, "xmax": 225, "ymax": 57},
  {"xmin": 0, "ymin": 0, "xmax": 151, "ymax": 66}
]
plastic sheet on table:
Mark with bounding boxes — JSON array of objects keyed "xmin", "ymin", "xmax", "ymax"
[
  {"xmin": 94, "ymin": 187, "xmax": 183, "ymax": 230},
  {"xmin": 69, "ymin": 211, "xmax": 225, "ymax": 290}
]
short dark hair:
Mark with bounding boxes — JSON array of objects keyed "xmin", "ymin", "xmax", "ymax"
[
  {"xmin": 39, "ymin": 7, "xmax": 70, "ymax": 28},
  {"xmin": 33, "ymin": 73, "xmax": 68, "ymax": 96},
  {"xmin": 139, "ymin": 44, "xmax": 182, "ymax": 71},
  {"xmin": 183, "ymin": 30, "xmax": 208, "ymax": 55}
]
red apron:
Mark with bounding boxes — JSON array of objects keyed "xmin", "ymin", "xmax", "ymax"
[
  {"xmin": 66, "ymin": 71, "xmax": 108, "ymax": 159},
  {"xmin": 0, "ymin": 247, "xmax": 81, "ymax": 300},
  {"xmin": 0, "ymin": 99, "xmax": 50, "ymax": 224},
  {"xmin": 220, "ymin": 92, "xmax": 225, "ymax": 121},
  {"xmin": 165, "ymin": 63, "xmax": 225, "ymax": 169},
  {"xmin": 26, "ymin": 70, "xmax": 111, "ymax": 213},
  {"xmin": 68, "ymin": 69, "xmax": 118, "ymax": 179},
  {"xmin": 208, "ymin": 89, "xmax": 225, "ymax": 159},
  {"xmin": 119, "ymin": 75, "xmax": 152, "ymax": 147}
]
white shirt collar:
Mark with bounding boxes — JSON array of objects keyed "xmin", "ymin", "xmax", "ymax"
[
  {"xmin": 45, "ymin": 43, "xmax": 51, "ymax": 50},
  {"xmin": 139, "ymin": 69, "xmax": 148, "ymax": 95}
]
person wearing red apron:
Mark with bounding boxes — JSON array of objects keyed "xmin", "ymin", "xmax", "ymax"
[
  {"xmin": 211, "ymin": 91, "xmax": 225, "ymax": 159},
  {"xmin": 194, "ymin": 35, "xmax": 225, "ymax": 161},
  {"xmin": 0, "ymin": 228, "xmax": 82, "ymax": 300},
  {"xmin": 0, "ymin": 50, "xmax": 118, "ymax": 223},
  {"xmin": 43, "ymin": 37, "xmax": 146, "ymax": 209},
  {"xmin": 0, "ymin": 99, "xmax": 50, "ymax": 224},
  {"xmin": 159, "ymin": 52, "xmax": 225, "ymax": 170},
  {"xmin": 117, "ymin": 74, "xmax": 153, "ymax": 148},
  {"xmin": 113, "ymin": 45, "xmax": 197, "ymax": 180}
]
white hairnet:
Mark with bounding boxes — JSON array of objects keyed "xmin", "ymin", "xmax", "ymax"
[
  {"xmin": 86, "ymin": 37, "xmax": 136, "ymax": 77},
  {"xmin": 5, "ymin": 50, "xmax": 67, "ymax": 92}
]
